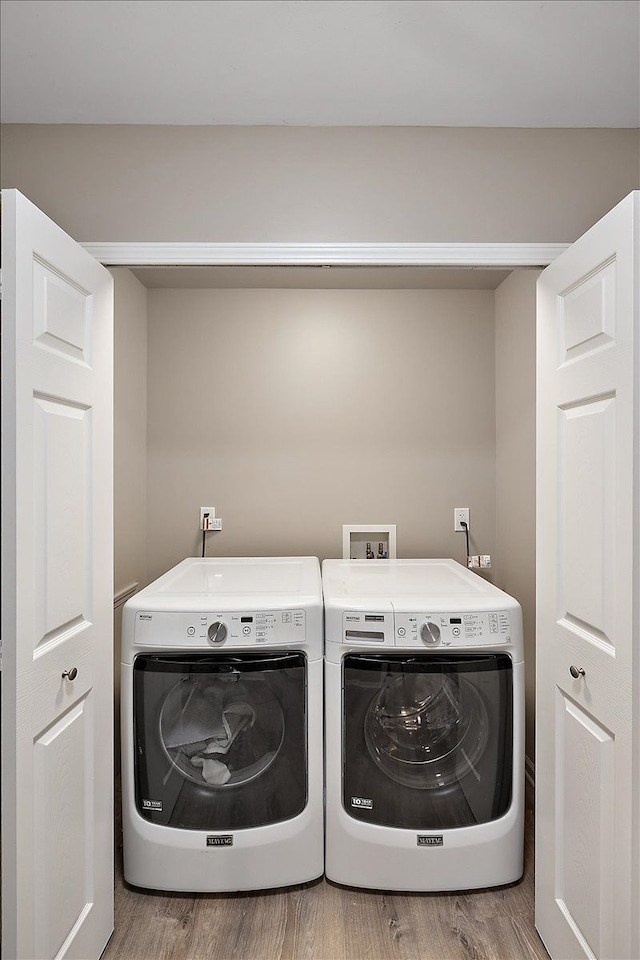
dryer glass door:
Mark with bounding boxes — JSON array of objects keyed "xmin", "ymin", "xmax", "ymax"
[
  {"xmin": 343, "ymin": 653, "xmax": 513, "ymax": 829},
  {"xmin": 133, "ymin": 652, "xmax": 306, "ymax": 830}
]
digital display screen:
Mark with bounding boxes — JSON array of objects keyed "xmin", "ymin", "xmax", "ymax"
[
  {"xmin": 241, "ymin": 616, "xmax": 253, "ymax": 623},
  {"xmin": 449, "ymin": 618, "xmax": 462, "ymax": 624}
]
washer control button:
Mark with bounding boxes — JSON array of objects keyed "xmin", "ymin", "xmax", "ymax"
[
  {"xmin": 186, "ymin": 626, "xmax": 196, "ymax": 637},
  {"xmin": 451, "ymin": 626, "xmax": 461, "ymax": 638},
  {"xmin": 397, "ymin": 626, "xmax": 406, "ymax": 637},
  {"xmin": 420, "ymin": 621, "xmax": 441, "ymax": 645},
  {"xmin": 207, "ymin": 621, "xmax": 228, "ymax": 645},
  {"xmin": 242, "ymin": 625, "xmax": 251, "ymax": 636}
]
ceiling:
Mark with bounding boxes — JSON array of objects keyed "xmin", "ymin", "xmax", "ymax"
[{"xmin": 1, "ymin": 0, "xmax": 638, "ymax": 127}]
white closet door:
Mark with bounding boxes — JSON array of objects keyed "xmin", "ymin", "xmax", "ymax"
[
  {"xmin": 1, "ymin": 190, "xmax": 114, "ymax": 960},
  {"xmin": 535, "ymin": 191, "xmax": 639, "ymax": 960}
]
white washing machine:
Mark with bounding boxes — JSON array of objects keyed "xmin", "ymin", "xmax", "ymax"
[
  {"xmin": 323, "ymin": 558, "xmax": 525, "ymax": 891},
  {"xmin": 121, "ymin": 556, "xmax": 324, "ymax": 892}
]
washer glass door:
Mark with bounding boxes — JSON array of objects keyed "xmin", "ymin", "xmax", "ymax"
[
  {"xmin": 343, "ymin": 654, "xmax": 513, "ymax": 829},
  {"xmin": 133, "ymin": 652, "xmax": 306, "ymax": 830}
]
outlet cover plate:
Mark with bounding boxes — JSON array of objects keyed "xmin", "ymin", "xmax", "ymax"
[
  {"xmin": 200, "ymin": 507, "xmax": 216, "ymax": 530},
  {"xmin": 454, "ymin": 507, "xmax": 470, "ymax": 532}
]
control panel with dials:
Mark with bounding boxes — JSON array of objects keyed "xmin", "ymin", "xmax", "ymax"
[
  {"xmin": 340, "ymin": 609, "xmax": 512, "ymax": 647},
  {"xmin": 394, "ymin": 611, "xmax": 512, "ymax": 647},
  {"xmin": 134, "ymin": 609, "xmax": 307, "ymax": 647}
]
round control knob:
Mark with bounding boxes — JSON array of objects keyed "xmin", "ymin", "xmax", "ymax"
[
  {"xmin": 207, "ymin": 621, "xmax": 228, "ymax": 645},
  {"xmin": 420, "ymin": 621, "xmax": 441, "ymax": 645}
]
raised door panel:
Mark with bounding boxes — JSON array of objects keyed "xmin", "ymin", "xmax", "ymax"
[
  {"xmin": 34, "ymin": 695, "xmax": 95, "ymax": 960},
  {"xmin": 559, "ymin": 259, "xmax": 616, "ymax": 365},
  {"xmin": 557, "ymin": 395, "xmax": 616, "ymax": 649},
  {"xmin": 555, "ymin": 691, "xmax": 615, "ymax": 959},
  {"xmin": 33, "ymin": 396, "xmax": 92, "ymax": 651},
  {"xmin": 32, "ymin": 257, "xmax": 92, "ymax": 364}
]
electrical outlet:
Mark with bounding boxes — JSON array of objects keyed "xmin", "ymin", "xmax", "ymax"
[
  {"xmin": 454, "ymin": 507, "xmax": 470, "ymax": 532},
  {"xmin": 200, "ymin": 507, "xmax": 215, "ymax": 531}
]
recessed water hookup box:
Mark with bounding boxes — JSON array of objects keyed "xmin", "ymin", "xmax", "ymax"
[{"xmin": 342, "ymin": 524, "xmax": 397, "ymax": 560}]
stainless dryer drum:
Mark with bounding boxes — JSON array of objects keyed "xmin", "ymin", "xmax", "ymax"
[
  {"xmin": 159, "ymin": 673, "xmax": 285, "ymax": 788},
  {"xmin": 364, "ymin": 671, "xmax": 489, "ymax": 789},
  {"xmin": 343, "ymin": 653, "xmax": 514, "ymax": 830},
  {"xmin": 133, "ymin": 651, "xmax": 307, "ymax": 831}
]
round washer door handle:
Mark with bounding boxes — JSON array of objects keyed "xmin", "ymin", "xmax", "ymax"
[
  {"xmin": 62, "ymin": 667, "xmax": 78, "ymax": 681},
  {"xmin": 569, "ymin": 665, "xmax": 585, "ymax": 679}
]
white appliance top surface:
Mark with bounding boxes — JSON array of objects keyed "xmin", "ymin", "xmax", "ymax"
[
  {"xmin": 322, "ymin": 558, "xmax": 516, "ymax": 609},
  {"xmin": 133, "ymin": 557, "xmax": 322, "ymax": 608}
]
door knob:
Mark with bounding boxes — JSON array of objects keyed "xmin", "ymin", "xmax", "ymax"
[
  {"xmin": 569, "ymin": 665, "xmax": 585, "ymax": 679},
  {"xmin": 62, "ymin": 667, "xmax": 78, "ymax": 681}
]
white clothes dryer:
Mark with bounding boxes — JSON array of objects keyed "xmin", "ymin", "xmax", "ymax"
[
  {"xmin": 323, "ymin": 558, "xmax": 525, "ymax": 892},
  {"xmin": 121, "ymin": 556, "xmax": 323, "ymax": 892}
]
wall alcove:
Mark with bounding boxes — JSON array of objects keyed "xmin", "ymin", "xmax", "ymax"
[{"xmin": 105, "ymin": 242, "xmax": 551, "ymax": 768}]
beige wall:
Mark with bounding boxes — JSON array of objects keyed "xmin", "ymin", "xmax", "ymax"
[
  {"xmin": 111, "ymin": 267, "xmax": 147, "ymax": 760},
  {"xmin": 145, "ymin": 287, "xmax": 496, "ymax": 584},
  {"xmin": 494, "ymin": 269, "xmax": 540, "ymax": 764},
  {"xmin": 112, "ymin": 267, "xmax": 148, "ymax": 595},
  {"xmin": 1, "ymin": 125, "xmax": 638, "ymax": 243},
  {"xmin": 123, "ymin": 268, "xmax": 540, "ymax": 762}
]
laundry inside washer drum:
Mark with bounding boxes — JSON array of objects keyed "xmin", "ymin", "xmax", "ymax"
[
  {"xmin": 364, "ymin": 673, "xmax": 489, "ymax": 790},
  {"xmin": 159, "ymin": 675, "xmax": 285, "ymax": 787}
]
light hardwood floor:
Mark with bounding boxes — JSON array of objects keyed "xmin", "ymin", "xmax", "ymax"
[{"xmin": 104, "ymin": 788, "xmax": 548, "ymax": 960}]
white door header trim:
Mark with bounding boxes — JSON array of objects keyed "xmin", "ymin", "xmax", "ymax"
[{"xmin": 80, "ymin": 242, "xmax": 569, "ymax": 267}]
